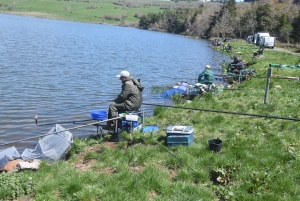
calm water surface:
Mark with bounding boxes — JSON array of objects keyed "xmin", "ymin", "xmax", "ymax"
[{"xmin": 0, "ymin": 14, "xmax": 229, "ymax": 151}]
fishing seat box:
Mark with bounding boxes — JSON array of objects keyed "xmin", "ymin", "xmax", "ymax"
[
  {"xmin": 167, "ymin": 134, "xmax": 194, "ymax": 147},
  {"xmin": 166, "ymin": 126, "xmax": 194, "ymax": 147}
]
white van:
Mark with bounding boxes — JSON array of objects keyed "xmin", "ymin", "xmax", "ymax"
[
  {"xmin": 260, "ymin": 37, "xmax": 276, "ymax": 48},
  {"xmin": 253, "ymin": 32, "xmax": 270, "ymax": 45}
]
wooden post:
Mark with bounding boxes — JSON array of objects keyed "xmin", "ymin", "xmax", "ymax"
[{"xmin": 264, "ymin": 67, "xmax": 272, "ymax": 104}]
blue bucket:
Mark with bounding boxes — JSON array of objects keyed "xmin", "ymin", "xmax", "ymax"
[{"xmin": 91, "ymin": 110, "xmax": 107, "ymax": 120}]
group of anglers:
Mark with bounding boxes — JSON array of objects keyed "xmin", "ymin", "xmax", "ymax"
[
  {"xmin": 197, "ymin": 55, "xmax": 247, "ymax": 84},
  {"xmin": 106, "ymin": 58, "xmax": 248, "ymax": 132},
  {"xmin": 106, "ymin": 67, "xmax": 215, "ymax": 132},
  {"xmin": 211, "ymin": 38, "xmax": 233, "ymax": 53}
]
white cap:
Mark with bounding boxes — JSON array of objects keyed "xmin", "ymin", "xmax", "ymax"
[{"xmin": 116, "ymin": 70, "xmax": 130, "ymax": 78}]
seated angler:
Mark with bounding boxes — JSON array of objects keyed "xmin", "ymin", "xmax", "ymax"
[
  {"xmin": 198, "ymin": 65, "xmax": 214, "ymax": 85},
  {"xmin": 228, "ymin": 56, "xmax": 241, "ymax": 73},
  {"xmin": 231, "ymin": 59, "xmax": 246, "ymax": 74},
  {"xmin": 226, "ymin": 43, "xmax": 232, "ymax": 52},
  {"xmin": 107, "ymin": 70, "xmax": 144, "ymax": 130},
  {"xmin": 196, "ymin": 65, "xmax": 214, "ymax": 93}
]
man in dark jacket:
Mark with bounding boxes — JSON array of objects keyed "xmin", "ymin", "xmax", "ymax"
[
  {"xmin": 228, "ymin": 56, "xmax": 244, "ymax": 73},
  {"xmin": 107, "ymin": 70, "xmax": 144, "ymax": 129},
  {"xmin": 198, "ymin": 65, "xmax": 214, "ymax": 84}
]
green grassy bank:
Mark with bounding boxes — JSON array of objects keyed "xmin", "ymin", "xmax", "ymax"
[
  {"xmin": 1, "ymin": 39, "xmax": 300, "ymax": 200},
  {"xmin": 0, "ymin": 0, "xmax": 176, "ymax": 26}
]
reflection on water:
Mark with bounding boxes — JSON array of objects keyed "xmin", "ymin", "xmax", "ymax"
[{"xmin": 0, "ymin": 14, "xmax": 229, "ymax": 151}]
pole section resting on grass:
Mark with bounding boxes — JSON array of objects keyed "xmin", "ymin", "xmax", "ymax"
[{"xmin": 142, "ymin": 103, "xmax": 300, "ymax": 122}]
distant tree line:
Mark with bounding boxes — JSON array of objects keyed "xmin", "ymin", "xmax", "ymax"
[{"xmin": 138, "ymin": 0, "xmax": 300, "ymax": 43}]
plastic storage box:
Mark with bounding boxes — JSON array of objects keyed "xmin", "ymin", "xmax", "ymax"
[
  {"xmin": 167, "ymin": 133, "xmax": 194, "ymax": 147},
  {"xmin": 122, "ymin": 120, "xmax": 138, "ymax": 127},
  {"xmin": 166, "ymin": 126, "xmax": 194, "ymax": 136},
  {"xmin": 125, "ymin": 114, "xmax": 139, "ymax": 121}
]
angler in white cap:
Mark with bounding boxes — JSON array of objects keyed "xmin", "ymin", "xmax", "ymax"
[
  {"xmin": 197, "ymin": 65, "xmax": 214, "ymax": 84},
  {"xmin": 107, "ymin": 70, "xmax": 144, "ymax": 130}
]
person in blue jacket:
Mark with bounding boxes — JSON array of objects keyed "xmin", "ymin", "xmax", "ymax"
[{"xmin": 198, "ymin": 65, "xmax": 214, "ymax": 84}]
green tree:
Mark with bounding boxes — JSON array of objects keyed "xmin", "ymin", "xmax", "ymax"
[
  {"xmin": 139, "ymin": 12, "xmax": 162, "ymax": 29},
  {"xmin": 226, "ymin": 0, "xmax": 237, "ymax": 17},
  {"xmin": 240, "ymin": 9, "xmax": 256, "ymax": 37},
  {"xmin": 255, "ymin": 3, "xmax": 273, "ymax": 32},
  {"xmin": 139, "ymin": 15, "xmax": 150, "ymax": 29},
  {"xmin": 278, "ymin": 13, "xmax": 293, "ymax": 43},
  {"xmin": 291, "ymin": 11, "xmax": 300, "ymax": 43},
  {"xmin": 207, "ymin": 0, "xmax": 237, "ymax": 39}
]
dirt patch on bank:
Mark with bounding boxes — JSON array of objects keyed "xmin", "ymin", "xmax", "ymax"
[
  {"xmin": 70, "ymin": 141, "xmax": 146, "ymax": 174},
  {"xmin": 70, "ymin": 142, "xmax": 119, "ymax": 172},
  {"xmin": 273, "ymin": 47, "xmax": 300, "ymax": 56}
]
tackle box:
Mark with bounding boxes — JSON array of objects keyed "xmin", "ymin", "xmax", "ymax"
[
  {"xmin": 167, "ymin": 133, "xmax": 194, "ymax": 147},
  {"xmin": 125, "ymin": 114, "xmax": 139, "ymax": 121},
  {"xmin": 166, "ymin": 126, "xmax": 194, "ymax": 136},
  {"xmin": 122, "ymin": 120, "xmax": 138, "ymax": 127}
]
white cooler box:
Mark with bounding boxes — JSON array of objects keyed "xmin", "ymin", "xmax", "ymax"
[{"xmin": 166, "ymin": 126, "xmax": 194, "ymax": 136}]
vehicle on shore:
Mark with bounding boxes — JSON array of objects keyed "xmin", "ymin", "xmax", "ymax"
[
  {"xmin": 260, "ymin": 36, "xmax": 276, "ymax": 48},
  {"xmin": 253, "ymin": 32, "xmax": 270, "ymax": 45}
]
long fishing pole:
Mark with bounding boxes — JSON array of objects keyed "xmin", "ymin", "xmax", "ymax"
[
  {"xmin": 34, "ymin": 115, "xmax": 94, "ymax": 126},
  {"xmin": 142, "ymin": 103, "xmax": 300, "ymax": 122},
  {"xmin": 36, "ymin": 102, "xmax": 100, "ymax": 117},
  {"xmin": 0, "ymin": 117, "xmax": 121, "ymax": 147},
  {"xmin": 253, "ymin": 76, "xmax": 300, "ymax": 80},
  {"xmin": 215, "ymin": 73, "xmax": 299, "ymax": 81}
]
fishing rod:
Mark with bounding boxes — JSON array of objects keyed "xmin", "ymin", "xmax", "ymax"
[
  {"xmin": 127, "ymin": 124, "xmax": 200, "ymax": 196},
  {"xmin": 150, "ymin": 84, "xmax": 242, "ymax": 92},
  {"xmin": 34, "ymin": 115, "xmax": 94, "ymax": 126},
  {"xmin": 252, "ymin": 76, "xmax": 300, "ymax": 80},
  {"xmin": 35, "ymin": 102, "xmax": 100, "ymax": 117},
  {"xmin": 215, "ymin": 72, "xmax": 299, "ymax": 81},
  {"xmin": 142, "ymin": 103, "xmax": 300, "ymax": 122},
  {"xmin": 222, "ymin": 88, "xmax": 243, "ymax": 90},
  {"xmin": 0, "ymin": 117, "xmax": 122, "ymax": 147},
  {"xmin": 154, "ymin": 76, "xmax": 225, "ymax": 82}
]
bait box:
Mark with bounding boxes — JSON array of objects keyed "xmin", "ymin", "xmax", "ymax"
[{"xmin": 167, "ymin": 133, "xmax": 194, "ymax": 147}]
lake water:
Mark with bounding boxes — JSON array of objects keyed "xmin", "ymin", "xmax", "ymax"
[{"xmin": 0, "ymin": 13, "xmax": 229, "ymax": 151}]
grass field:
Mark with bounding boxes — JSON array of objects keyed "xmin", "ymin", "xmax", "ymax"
[
  {"xmin": 1, "ymin": 1, "xmax": 300, "ymax": 199},
  {"xmin": 1, "ymin": 39, "xmax": 300, "ymax": 200},
  {"xmin": 0, "ymin": 0, "xmax": 181, "ymax": 25}
]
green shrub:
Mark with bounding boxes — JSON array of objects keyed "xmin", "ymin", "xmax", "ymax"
[{"xmin": 0, "ymin": 172, "xmax": 35, "ymax": 199}]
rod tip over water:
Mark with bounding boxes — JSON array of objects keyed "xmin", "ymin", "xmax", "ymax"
[{"xmin": 35, "ymin": 115, "xmax": 38, "ymax": 125}]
